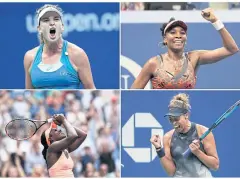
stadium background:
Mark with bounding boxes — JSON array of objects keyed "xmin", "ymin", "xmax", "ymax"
[
  {"xmin": 0, "ymin": 90, "xmax": 120, "ymax": 177},
  {"xmin": 0, "ymin": 3, "xmax": 119, "ymax": 89}
]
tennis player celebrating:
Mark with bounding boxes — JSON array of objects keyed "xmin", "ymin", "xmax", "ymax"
[
  {"xmin": 150, "ymin": 93, "xmax": 219, "ymax": 177},
  {"xmin": 41, "ymin": 114, "xmax": 87, "ymax": 177},
  {"xmin": 131, "ymin": 8, "xmax": 239, "ymax": 89},
  {"xmin": 24, "ymin": 4, "xmax": 95, "ymax": 89}
]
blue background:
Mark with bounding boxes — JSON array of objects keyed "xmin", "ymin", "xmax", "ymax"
[
  {"xmin": 121, "ymin": 23, "xmax": 240, "ymax": 89},
  {"xmin": 121, "ymin": 91, "xmax": 240, "ymax": 177},
  {"xmin": 0, "ymin": 3, "xmax": 119, "ymax": 89}
]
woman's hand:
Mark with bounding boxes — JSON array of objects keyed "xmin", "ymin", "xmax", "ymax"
[
  {"xmin": 53, "ymin": 114, "xmax": 65, "ymax": 126},
  {"xmin": 189, "ymin": 139, "xmax": 201, "ymax": 155},
  {"xmin": 150, "ymin": 135, "xmax": 162, "ymax": 149},
  {"xmin": 201, "ymin": 8, "xmax": 218, "ymax": 23}
]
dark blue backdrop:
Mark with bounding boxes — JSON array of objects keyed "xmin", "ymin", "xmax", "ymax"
[
  {"xmin": 121, "ymin": 23, "xmax": 240, "ymax": 89},
  {"xmin": 121, "ymin": 91, "xmax": 240, "ymax": 177},
  {"xmin": 0, "ymin": 3, "xmax": 119, "ymax": 89}
]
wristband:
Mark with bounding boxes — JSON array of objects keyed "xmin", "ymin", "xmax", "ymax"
[
  {"xmin": 212, "ymin": 20, "xmax": 224, "ymax": 31},
  {"xmin": 156, "ymin": 148, "xmax": 165, "ymax": 158}
]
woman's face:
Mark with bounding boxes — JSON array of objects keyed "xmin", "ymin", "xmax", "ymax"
[
  {"xmin": 38, "ymin": 11, "xmax": 64, "ymax": 43},
  {"xmin": 49, "ymin": 128, "xmax": 66, "ymax": 143},
  {"xmin": 168, "ymin": 114, "xmax": 189, "ymax": 133},
  {"xmin": 164, "ymin": 26, "xmax": 187, "ymax": 51}
]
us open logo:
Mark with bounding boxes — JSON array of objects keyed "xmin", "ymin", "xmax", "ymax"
[{"xmin": 122, "ymin": 113, "xmax": 164, "ymax": 163}]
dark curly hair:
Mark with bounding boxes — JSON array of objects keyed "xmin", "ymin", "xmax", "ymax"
[
  {"xmin": 160, "ymin": 17, "xmax": 176, "ymax": 37},
  {"xmin": 41, "ymin": 131, "xmax": 49, "ymax": 164}
]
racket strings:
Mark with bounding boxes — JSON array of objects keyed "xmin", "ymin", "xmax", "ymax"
[{"xmin": 6, "ymin": 120, "xmax": 36, "ymax": 140}]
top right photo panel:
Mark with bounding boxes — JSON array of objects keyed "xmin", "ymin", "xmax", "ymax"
[{"xmin": 121, "ymin": 2, "xmax": 240, "ymax": 89}]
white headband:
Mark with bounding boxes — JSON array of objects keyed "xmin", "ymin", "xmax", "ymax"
[
  {"xmin": 163, "ymin": 20, "xmax": 186, "ymax": 35},
  {"xmin": 37, "ymin": 7, "xmax": 63, "ymax": 25}
]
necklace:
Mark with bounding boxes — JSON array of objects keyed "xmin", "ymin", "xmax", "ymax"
[{"xmin": 167, "ymin": 54, "xmax": 184, "ymax": 75}]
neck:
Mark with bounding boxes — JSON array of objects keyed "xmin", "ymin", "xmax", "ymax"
[
  {"xmin": 181, "ymin": 121, "xmax": 191, "ymax": 134},
  {"xmin": 167, "ymin": 49, "xmax": 184, "ymax": 61},
  {"xmin": 43, "ymin": 38, "xmax": 63, "ymax": 55}
]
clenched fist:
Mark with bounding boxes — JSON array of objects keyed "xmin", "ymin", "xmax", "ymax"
[
  {"xmin": 201, "ymin": 8, "xmax": 218, "ymax": 23},
  {"xmin": 150, "ymin": 135, "xmax": 162, "ymax": 149},
  {"xmin": 53, "ymin": 114, "xmax": 65, "ymax": 126},
  {"xmin": 189, "ymin": 139, "xmax": 201, "ymax": 155}
]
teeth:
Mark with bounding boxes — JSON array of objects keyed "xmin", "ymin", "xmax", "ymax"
[{"xmin": 174, "ymin": 125, "xmax": 179, "ymax": 129}]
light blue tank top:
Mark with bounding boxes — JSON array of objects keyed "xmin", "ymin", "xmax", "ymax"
[
  {"xmin": 170, "ymin": 122, "xmax": 212, "ymax": 177},
  {"xmin": 30, "ymin": 41, "xmax": 80, "ymax": 89}
]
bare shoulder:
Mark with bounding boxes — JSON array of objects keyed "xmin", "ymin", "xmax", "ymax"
[
  {"xmin": 186, "ymin": 51, "xmax": 201, "ymax": 67},
  {"xmin": 24, "ymin": 46, "xmax": 39, "ymax": 67},
  {"xmin": 68, "ymin": 42, "xmax": 87, "ymax": 59},
  {"xmin": 144, "ymin": 56, "xmax": 159, "ymax": 70},
  {"xmin": 196, "ymin": 123, "xmax": 209, "ymax": 136},
  {"xmin": 163, "ymin": 129, "xmax": 175, "ymax": 141}
]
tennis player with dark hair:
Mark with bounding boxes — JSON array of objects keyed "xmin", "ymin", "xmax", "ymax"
[
  {"xmin": 24, "ymin": 4, "xmax": 95, "ymax": 89},
  {"xmin": 41, "ymin": 114, "xmax": 87, "ymax": 177},
  {"xmin": 150, "ymin": 93, "xmax": 219, "ymax": 177},
  {"xmin": 131, "ymin": 8, "xmax": 239, "ymax": 89}
]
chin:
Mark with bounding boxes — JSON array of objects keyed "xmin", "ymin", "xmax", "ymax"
[{"xmin": 171, "ymin": 47, "xmax": 184, "ymax": 53}]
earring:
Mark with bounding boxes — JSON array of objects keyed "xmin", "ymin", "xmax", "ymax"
[{"xmin": 158, "ymin": 41, "xmax": 166, "ymax": 48}]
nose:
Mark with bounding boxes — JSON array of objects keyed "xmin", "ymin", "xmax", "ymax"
[
  {"xmin": 174, "ymin": 32, "xmax": 182, "ymax": 38},
  {"xmin": 49, "ymin": 19, "xmax": 55, "ymax": 25}
]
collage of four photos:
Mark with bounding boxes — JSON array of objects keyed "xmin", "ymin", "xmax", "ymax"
[{"xmin": 0, "ymin": 1, "xmax": 240, "ymax": 178}]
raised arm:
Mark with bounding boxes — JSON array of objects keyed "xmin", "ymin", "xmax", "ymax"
[
  {"xmin": 196, "ymin": 8, "xmax": 239, "ymax": 65},
  {"xmin": 71, "ymin": 46, "xmax": 96, "ymax": 89},
  {"xmin": 150, "ymin": 131, "xmax": 176, "ymax": 176},
  {"xmin": 68, "ymin": 127, "xmax": 87, "ymax": 153},
  {"xmin": 131, "ymin": 57, "xmax": 156, "ymax": 89},
  {"xmin": 48, "ymin": 115, "xmax": 78, "ymax": 153},
  {"xmin": 23, "ymin": 50, "xmax": 34, "ymax": 89}
]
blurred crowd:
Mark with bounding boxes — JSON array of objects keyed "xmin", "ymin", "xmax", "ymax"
[
  {"xmin": 0, "ymin": 90, "xmax": 120, "ymax": 177},
  {"xmin": 121, "ymin": 2, "xmax": 240, "ymax": 11}
]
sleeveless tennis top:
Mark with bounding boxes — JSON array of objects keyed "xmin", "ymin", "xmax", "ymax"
[
  {"xmin": 30, "ymin": 41, "xmax": 80, "ymax": 89},
  {"xmin": 170, "ymin": 122, "xmax": 212, "ymax": 177},
  {"xmin": 48, "ymin": 150, "xmax": 74, "ymax": 178},
  {"xmin": 151, "ymin": 53, "xmax": 196, "ymax": 89}
]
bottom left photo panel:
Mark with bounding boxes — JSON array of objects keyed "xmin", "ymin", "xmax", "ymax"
[{"xmin": 0, "ymin": 90, "xmax": 120, "ymax": 178}]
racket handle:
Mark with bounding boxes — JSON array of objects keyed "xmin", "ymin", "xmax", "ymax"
[
  {"xmin": 183, "ymin": 148, "xmax": 191, "ymax": 157},
  {"xmin": 47, "ymin": 118, "xmax": 53, "ymax": 123}
]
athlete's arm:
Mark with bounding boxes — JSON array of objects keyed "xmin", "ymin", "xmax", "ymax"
[
  {"xmin": 160, "ymin": 132, "xmax": 176, "ymax": 176},
  {"xmin": 195, "ymin": 8, "xmax": 239, "ymax": 65},
  {"xmin": 68, "ymin": 127, "xmax": 87, "ymax": 153},
  {"xmin": 23, "ymin": 51, "xmax": 34, "ymax": 89},
  {"xmin": 48, "ymin": 116, "xmax": 78, "ymax": 153},
  {"xmin": 131, "ymin": 57, "xmax": 156, "ymax": 89},
  {"xmin": 71, "ymin": 46, "xmax": 96, "ymax": 89},
  {"xmin": 191, "ymin": 125, "xmax": 219, "ymax": 170}
]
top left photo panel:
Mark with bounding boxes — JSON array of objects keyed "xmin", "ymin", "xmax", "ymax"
[{"xmin": 0, "ymin": 2, "xmax": 120, "ymax": 89}]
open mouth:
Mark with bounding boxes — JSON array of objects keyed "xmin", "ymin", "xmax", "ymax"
[
  {"xmin": 174, "ymin": 124, "xmax": 180, "ymax": 129},
  {"xmin": 49, "ymin": 29, "xmax": 56, "ymax": 38},
  {"xmin": 174, "ymin": 40, "xmax": 183, "ymax": 44}
]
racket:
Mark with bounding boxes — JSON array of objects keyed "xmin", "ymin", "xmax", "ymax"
[
  {"xmin": 5, "ymin": 117, "xmax": 53, "ymax": 140},
  {"xmin": 183, "ymin": 100, "xmax": 240, "ymax": 157}
]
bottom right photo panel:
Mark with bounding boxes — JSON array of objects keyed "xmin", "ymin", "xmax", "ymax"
[{"xmin": 121, "ymin": 91, "xmax": 240, "ymax": 177}]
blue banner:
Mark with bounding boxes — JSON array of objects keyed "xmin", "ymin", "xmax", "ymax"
[
  {"xmin": 0, "ymin": 3, "xmax": 119, "ymax": 89},
  {"xmin": 121, "ymin": 91, "xmax": 240, "ymax": 177}
]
